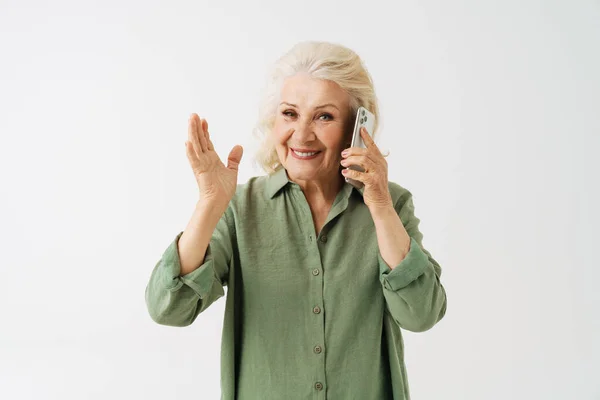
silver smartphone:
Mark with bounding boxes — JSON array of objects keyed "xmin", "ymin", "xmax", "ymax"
[{"xmin": 345, "ymin": 106, "xmax": 376, "ymax": 189}]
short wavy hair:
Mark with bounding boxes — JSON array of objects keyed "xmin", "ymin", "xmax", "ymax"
[{"xmin": 252, "ymin": 41, "xmax": 380, "ymax": 174}]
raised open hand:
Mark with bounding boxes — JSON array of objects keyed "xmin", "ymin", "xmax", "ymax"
[{"xmin": 184, "ymin": 113, "xmax": 243, "ymax": 207}]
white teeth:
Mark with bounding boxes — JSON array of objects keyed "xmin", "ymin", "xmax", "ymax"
[{"xmin": 293, "ymin": 150, "xmax": 318, "ymax": 157}]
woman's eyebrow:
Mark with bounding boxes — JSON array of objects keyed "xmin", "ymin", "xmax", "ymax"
[{"xmin": 280, "ymin": 102, "xmax": 340, "ymax": 111}]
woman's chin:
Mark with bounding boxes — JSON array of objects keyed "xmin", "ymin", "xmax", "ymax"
[
  {"xmin": 288, "ymin": 169, "xmax": 315, "ymax": 180},
  {"xmin": 285, "ymin": 164, "xmax": 339, "ymax": 183}
]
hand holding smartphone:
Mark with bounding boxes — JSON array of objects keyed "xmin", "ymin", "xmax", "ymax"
[{"xmin": 345, "ymin": 106, "xmax": 376, "ymax": 189}]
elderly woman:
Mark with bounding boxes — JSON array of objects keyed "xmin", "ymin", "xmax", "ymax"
[{"xmin": 145, "ymin": 41, "xmax": 447, "ymax": 400}]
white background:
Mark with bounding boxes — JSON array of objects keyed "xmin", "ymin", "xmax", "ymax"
[{"xmin": 1, "ymin": 0, "xmax": 599, "ymax": 399}]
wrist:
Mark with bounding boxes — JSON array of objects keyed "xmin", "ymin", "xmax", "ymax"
[
  {"xmin": 368, "ymin": 202, "xmax": 396, "ymax": 220},
  {"xmin": 196, "ymin": 199, "xmax": 228, "ymax": 217}
]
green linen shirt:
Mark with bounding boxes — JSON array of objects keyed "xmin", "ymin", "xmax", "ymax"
[{"xmin": 145, "ymin": 166, "xmax": 447, "ymax": 400}]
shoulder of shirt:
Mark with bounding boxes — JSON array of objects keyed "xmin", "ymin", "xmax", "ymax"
[
  {"xmin": 227, "ymin": 174, "xmax": 271, "ymax": 210},
  {"xmin": 214, "ymin": 176, "xmax": 269, "ymax": 228},
  {"xmin": 387, "ymin": 180, "xmax": 415, "ymax": 212}
]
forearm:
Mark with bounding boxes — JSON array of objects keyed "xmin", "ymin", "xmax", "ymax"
[
  {"xmin": 178, "ymin": 201, "xmax": 227, "ymax": 276},
  {"xmin": 370, "ymin": 205, "xmax": 411, "ymax": 270}
]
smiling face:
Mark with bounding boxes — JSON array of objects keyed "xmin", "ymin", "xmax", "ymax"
[{"xmin": 272, "ymin": 73, "xmax": 353, "ymax": 186}]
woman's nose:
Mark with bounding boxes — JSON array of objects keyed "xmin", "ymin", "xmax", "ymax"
[{"xmin": 292, "ymin": 120, "xmax": 316, "ymax": 141}]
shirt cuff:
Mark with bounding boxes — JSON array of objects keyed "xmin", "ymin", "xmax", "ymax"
[
  {"xmin": 379, "ymin": 237, "xmax": 429, "ymax": 291},
  {"xmin": 159, "ymin": 231, "xmax": 219, "ymax": 299}
]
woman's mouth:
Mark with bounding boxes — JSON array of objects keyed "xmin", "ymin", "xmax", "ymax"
[{"xmin": 290, "ymin": 148, "xmax": 321, "ymax": 160}]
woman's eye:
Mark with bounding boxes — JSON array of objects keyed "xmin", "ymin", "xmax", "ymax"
[{"xmin": 281, "ymin": 111, "xmax": 332, "ymax": 120}]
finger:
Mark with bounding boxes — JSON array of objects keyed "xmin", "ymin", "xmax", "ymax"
[
  {"xmin": 341, "ymin": 167, "xmax": 367, "ymax": 182},
  {"xmin": 360, "ymin": 127, "xmax": 378, "ymax": 151},
  {"xmin": 196, "ymin": 117, "xmax": 208, "ymax": 152},
  {"xmin": 189, "ymin": 114, "xmax": 203, "ymax": 157},
  {"xmin": 206, "ymin": 131, "xmax": 215, "ymax": 151},
  {"xmin": 185, "ymin": 140, "xmax": 201, "ymax": 171},
  {"xmin": 203, "ymin": 119, "xmax": 215, "ymax": 151},
  {"xmin": 342, "ymin": 146, "xmax": 367, "ymax": 157},
  {"xmin": 360, "ymin": 127, "xmax": 384, "ymax": 158},
  {"xmin": 342, "ymin": 146, "xmax": 381, "ymax": 167},
  {"xmin": 227, "ymin": 145, "xmax": 244, "ymax": 171},
  {"xmin": 340, "ymin": 155, "xmax": 373, "ymax": 172}
]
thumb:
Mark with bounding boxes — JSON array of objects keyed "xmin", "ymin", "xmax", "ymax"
[{"xmin": 227, "ymin": 145, "xmax": 243, "ymax": 171}]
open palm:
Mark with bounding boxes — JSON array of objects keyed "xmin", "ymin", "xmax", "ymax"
[{"xmin": 185, "ymin": 114, "xmax": 243, "ymax": 206}]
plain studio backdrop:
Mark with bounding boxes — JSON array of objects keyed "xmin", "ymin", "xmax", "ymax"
[{"xmin": 1, "ymin": 0, "xmax": 599, "ymax": 399}]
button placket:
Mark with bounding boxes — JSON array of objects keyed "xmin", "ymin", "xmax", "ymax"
[
  {"xmin": 297, "ymin": 189, "xmax": 327, "ymax": 395},
  {"xmin": 309, "ymin": 242, "xmax": 326, "ymax": 394}
]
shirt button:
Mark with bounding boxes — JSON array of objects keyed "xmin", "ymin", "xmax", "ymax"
[
  {"xmin": 313, "ymin": 306, "xmax": 321, "ymax": 314},
  {"xmin": 314, "ymin": 345, "xmax": 322, "ymax": 354},
  {"xmin": 315, "ymin": 382, "xmax": 323, "ymax": 391},
  {"xmin": 320, "ymin": 235, "xmax": 327, "ymax": 243},
  {"xmin": 312, "ymin": 268, "xmax": 320, "ymax": 276}
]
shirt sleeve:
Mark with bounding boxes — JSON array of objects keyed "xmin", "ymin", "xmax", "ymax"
[
  {"xmin": 378, "ymin": 191, "xmax": 447, "ymax": 332},
  {"xmin": 144, "ymin": 206, "xmax": 235, "ymax": 327}
]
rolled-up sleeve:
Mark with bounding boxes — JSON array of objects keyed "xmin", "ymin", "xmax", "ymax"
[
  {"xmin": 379, "ymin": 191, "xmax": 447, "ymax": 333},
  {"xmin": 145, "ymin": 206, "xmax": 235, "ymax": 327}
]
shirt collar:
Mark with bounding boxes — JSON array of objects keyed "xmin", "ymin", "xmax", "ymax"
[
  {"xmin": 266, "ymin": 167, "xmax": 365, "ymax": 199},
  {"xmin": 266, "ymin": 167, "xmax": 290, "ymax": 198}
]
